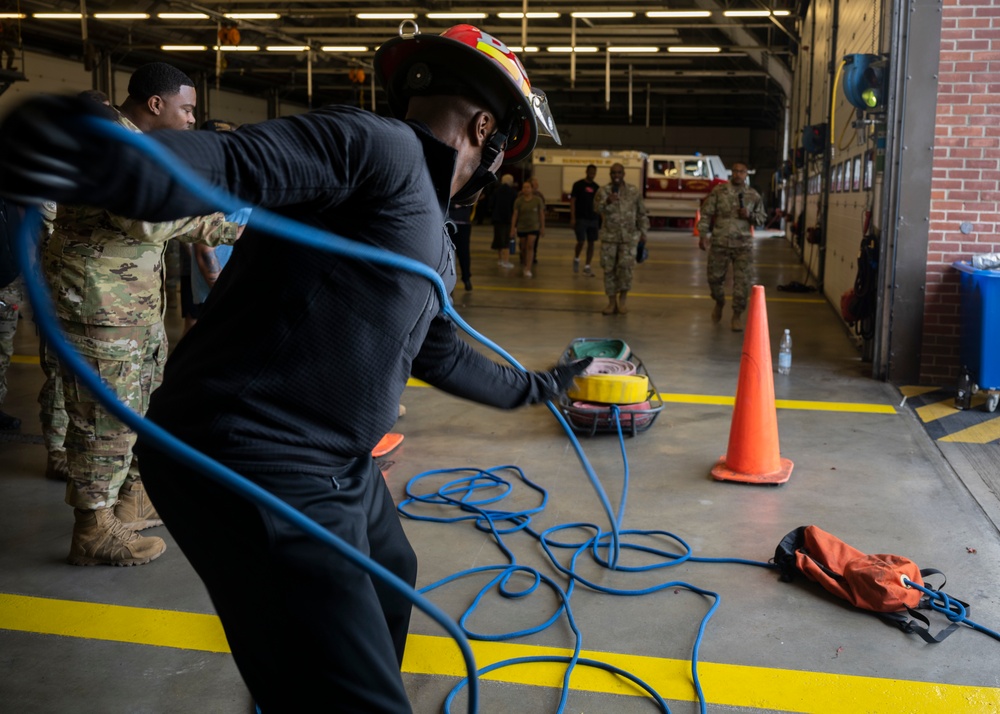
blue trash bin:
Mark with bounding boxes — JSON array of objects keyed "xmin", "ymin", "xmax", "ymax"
[{"xmin": 953, "ymin": 261, "xmax": 1000, "ymax": 392}]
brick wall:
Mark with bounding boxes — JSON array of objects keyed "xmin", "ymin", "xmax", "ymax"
[{"xmin": 923, "ymin": 0, "xmax": 1000, "ymax": 382}]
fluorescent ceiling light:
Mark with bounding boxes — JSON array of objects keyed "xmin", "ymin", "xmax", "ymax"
[
  {"xmin": 322, "ymin": 45, "xmax": 368, "ymax": 52},
  {"xmin": 571, "ymin": 11, "xmax": 635, "ymax": 19},
  {"xmin": 224, "ymin": 13, "xmax": 280, "ymax": 20},
  {"xmin": 509, "ymin": 46, "xmax": 540, "ymax": 53},
  {"xmin": 162, "ymin": 45, "xmax": 207, "ymax": 51},
  {"xmin": 497, "ymin": 12, "xmax": 560, "ymax": 19},
  {"xmin": 723, "ymin": 10, "xmax": 772, "ymax": 17},
  {"xmin": 773, "ymin": 10, "xmax": 792, "ymax": 15},
  {"xmin": 266, "ymin": 46, "xmax": 309, "ymax": 52},
  {"xmin": 213, "ymin": 45, "xmax": 260, "ymax": 51},
  {"xmin": 158, "ymin": 12, "xmax": 209, "ymax": 19},
  {"xmin": 608, "ymin": 46, "xmax": 659, "ymax": 53},
  {"xmin": 547, "ymin": 46, "xmax": 599, "ymax": 53},
  {"xmin": 32, "ymin": 13, "xmax": 82, "ymax": 18},
  {"xmin": 668, "ymin": 46, "xmax": 722, "ymax": 53},
  {"xmin": 356, "ymin": 13, "xmax": 416, "ymax": 20},
  {"xmin": 0, "ymin": 12, "xmax": 26, "ymax": 18},
  {"xmin": 94, "ymin": 13, "xmax": 149, "ymax": 19},
  {"xmin": 426, "ymin": 12, "xmax": 487, "ymax": 19},
  {"xmin": 646, "ymin": 10, "xmax": 711, "ymax": 18}
]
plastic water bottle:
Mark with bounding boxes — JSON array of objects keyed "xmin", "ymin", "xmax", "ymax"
[{"xmin": 777, "ymin": 329, "xmax": 792, "ymax": 375}]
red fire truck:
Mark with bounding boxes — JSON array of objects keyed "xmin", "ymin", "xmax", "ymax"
[
  {"xmin": 643, "ymin": 154, "xmax": 730, "ymax": 229},
  {"xmin": 530, "ymin": 149, "xmax": 728, "ymax": 230}
]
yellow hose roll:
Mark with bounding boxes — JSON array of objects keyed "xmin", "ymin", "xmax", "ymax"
[{"xmin": 566, "ymin": 373, "xmax": 649, "ymax": 405}]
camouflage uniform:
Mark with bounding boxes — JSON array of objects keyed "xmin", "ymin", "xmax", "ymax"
[
  {"xmin": 38, "ymin": 336, "xmax": 67, "ymax": 454},
  {"xmin": 697, "ymin": 182, "xmax": 766, "ymax": 315},
  {"xmin": 47, "ymin": 110, "xmax": 238, "ymax": 510},
  {"xmin": 36, "ymin": 201, "xmax": 68, "ymax": 455},
  {"xmin": 594, "ymin": 182, "xmax": 649, "ymax": 297},
  {"xmin": 0, "ymin": 276, "xmax": 23, "ymax": 409}
]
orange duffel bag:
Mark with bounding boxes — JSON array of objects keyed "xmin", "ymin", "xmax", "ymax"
[{"xmin": 774, "ymin": 525, "xmax": 964, "ymax": 643}]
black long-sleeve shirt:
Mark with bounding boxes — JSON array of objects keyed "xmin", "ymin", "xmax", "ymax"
[{"xmin": 124, "ymin": 106, "xmax": 541, "ymax": 474}]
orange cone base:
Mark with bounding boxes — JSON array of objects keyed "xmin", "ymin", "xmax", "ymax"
[
  {"xmin": 372, "ymin": 433, "xmax": 404, "ymax": 458},
  {"xmin": 711, "ymin": 455, "xmax": 794, "ymax": 485}
]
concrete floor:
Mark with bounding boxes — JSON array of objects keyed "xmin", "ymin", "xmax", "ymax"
[{"xmin": 1, "ymin": 225, "xmax": 999, "ymax": 714}]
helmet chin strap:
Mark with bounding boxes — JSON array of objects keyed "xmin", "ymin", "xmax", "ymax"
[{"xmin": 451, "ymin": 117, "xmax": 512, "ymax": 206}]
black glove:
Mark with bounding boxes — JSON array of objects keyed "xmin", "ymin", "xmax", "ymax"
[
  {"xmin": 0, "ymin": 95, "xmax": 118, "ymax": 206},
  {"xmin": 523, "ymin": 356, "xmax": 594, "ymax": 404}
]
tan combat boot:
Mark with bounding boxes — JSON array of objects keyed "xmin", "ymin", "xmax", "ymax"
[
  {"xmin": 731, "ymin": 313, "xmax": 744, "ymax": 332},
  {"xmin": 602, "ymin": 297, "xmax": 617, "ymax": 315},
  {"xmin": 45, "ymin": 450, "xmax": 70, "ymax": 481},
  {"xmin": 617, "ymin": 291, "xmax": 629, "ymax": 314},
  {"xmin": 114, "ymin": 479, "xmax": 164, "ymax": 531},
  {"xmin": 711, "ymin": 301, "xmax": 724, "ymax": 323},
  {"xmin": 67, "ymin": 508, "xmax": 166, "ymax": 566}
]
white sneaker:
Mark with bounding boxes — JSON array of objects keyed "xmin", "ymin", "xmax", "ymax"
[
  {"xmin": 583, "ymin": 265, "xmax": 593, "ymax": 275},
  {"xmin": 502, "ymin": 261, "xmax": 515, "ymax": 268},
  {"xmin": 523, "ymin": 270, "xmax": 533, "ymax": 278},
  {"xmin": 573, "ymin": 258, "xmax": 580, "ymax": 273}
]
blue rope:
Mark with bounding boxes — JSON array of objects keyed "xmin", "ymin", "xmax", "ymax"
[
  {"xmin": 903, "ymin": 578, "xmax": 1000, "ymax": 641},
  {"xmin": 399, "ymin": 407, "xmax": 775, "ymax": 713}
]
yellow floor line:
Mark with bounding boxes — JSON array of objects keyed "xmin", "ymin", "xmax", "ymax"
[
  {"xmin": 403, "ymin": 633, "xmax": 1000, "ymax": 713},
  {"xmin": 0, "ymin": 593, "xmax": 229, "ymax": 652},
  {"xmin": 916, "ymin": 395, "xmax": 988, "ymax": 424},
  {"xmin": 659, "ymin": 393, "xmax": 897, "ymax": 414},
  {"xmin": 2, "ymin": 594, "xmax": 996, "ymax": 713},
  {"xmin": 407, "ymin": 381, "xmax": 894, "ymax": 415},
  {"xmin": 939, "ymin": 418, "xmax": 1000, "ymax": 444},
  {"xmin": 899, "ymin": 385, "xmax": 940, "ymax": 398},
  {"xmin": 11, "ymin": 354, "xmax": 40, "ymax": 365},
  {"xmin": 468, "ymin": 285, "xmax": 825, "ymax": 302},
  {"xmin": 916, "ymin": 398, "xmax": 963, "ymax": 424}
]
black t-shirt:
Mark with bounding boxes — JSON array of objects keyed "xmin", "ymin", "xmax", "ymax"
[
  {"xmin": 571, "ymin": 178, "xmax": 600, "ymax": 221},
  {"xmin": 120, "ymin": 107, "xmax": 540, "ymax": 475}
]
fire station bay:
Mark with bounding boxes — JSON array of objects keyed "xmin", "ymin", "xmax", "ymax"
[{"xmin": 1, "ymin": 2, "xmax": 1000, "ymax": 714}]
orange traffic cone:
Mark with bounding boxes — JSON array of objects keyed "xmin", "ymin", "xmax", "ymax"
[
  {"xmin": 373, "ymin": 432, "xmax": 404, "ymax": 482},
  {"xmin": 711, "ymin": 285, "xmax": 793, "ymax": 485},
  {"xmin": 372, "ymin": 433, "xmax": 404, "ymax": 458},
  {"xmin": 693, "ymin": 209, "xmax": 701, "ymax": 237}
]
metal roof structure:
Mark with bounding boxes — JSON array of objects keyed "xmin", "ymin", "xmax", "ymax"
[{"xmin": 3, "ymin": 1, "xmax": 803, "ymax": 128}]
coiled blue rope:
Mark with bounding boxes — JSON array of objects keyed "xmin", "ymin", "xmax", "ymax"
[{"xmin": 399, "ymin": 406, "xmax": 775, "ymax": 713}]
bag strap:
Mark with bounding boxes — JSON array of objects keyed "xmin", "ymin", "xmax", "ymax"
[
  {"xmin": 876, "ymin": 607, "xmax": 962, "ymax": 644},
  {"xmin": 874, "ymin": 569, "xmax": 967, "ymax": 644}
]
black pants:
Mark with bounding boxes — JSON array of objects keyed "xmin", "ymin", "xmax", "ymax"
[{"xmin": 137, "ymin": 443, "xmax": 418, "ymax": 713}]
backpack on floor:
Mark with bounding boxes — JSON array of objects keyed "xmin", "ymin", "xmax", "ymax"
[{"xmin": 773, "ymin": 525, "xmax": 964, "ymax": 643}]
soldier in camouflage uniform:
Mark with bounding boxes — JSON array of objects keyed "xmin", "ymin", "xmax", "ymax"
[
  {"xmin": 47, "ymin": 63, "xmax": 240, "ymax": 567},
  {"xmin": 0, "ymin": 197, "xmax": 23, "ymax": 431},
  {"xmin": 595, "ymin": 163, "xmax": 649, "ymax": 315},
  {"xmin": 697, "ymin": 162, "xmax": 767, "ymax": 331},
  {"xmin": 35, "ymin": 200, "xmax": 71, "ymax": 480},
  {"xmin": 37, "ymin": 94, "xmax": 115, "ymax": 480},
  {"xmin": 0, "ymin": 275, "xmax": 22, "ymax": 430}
]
